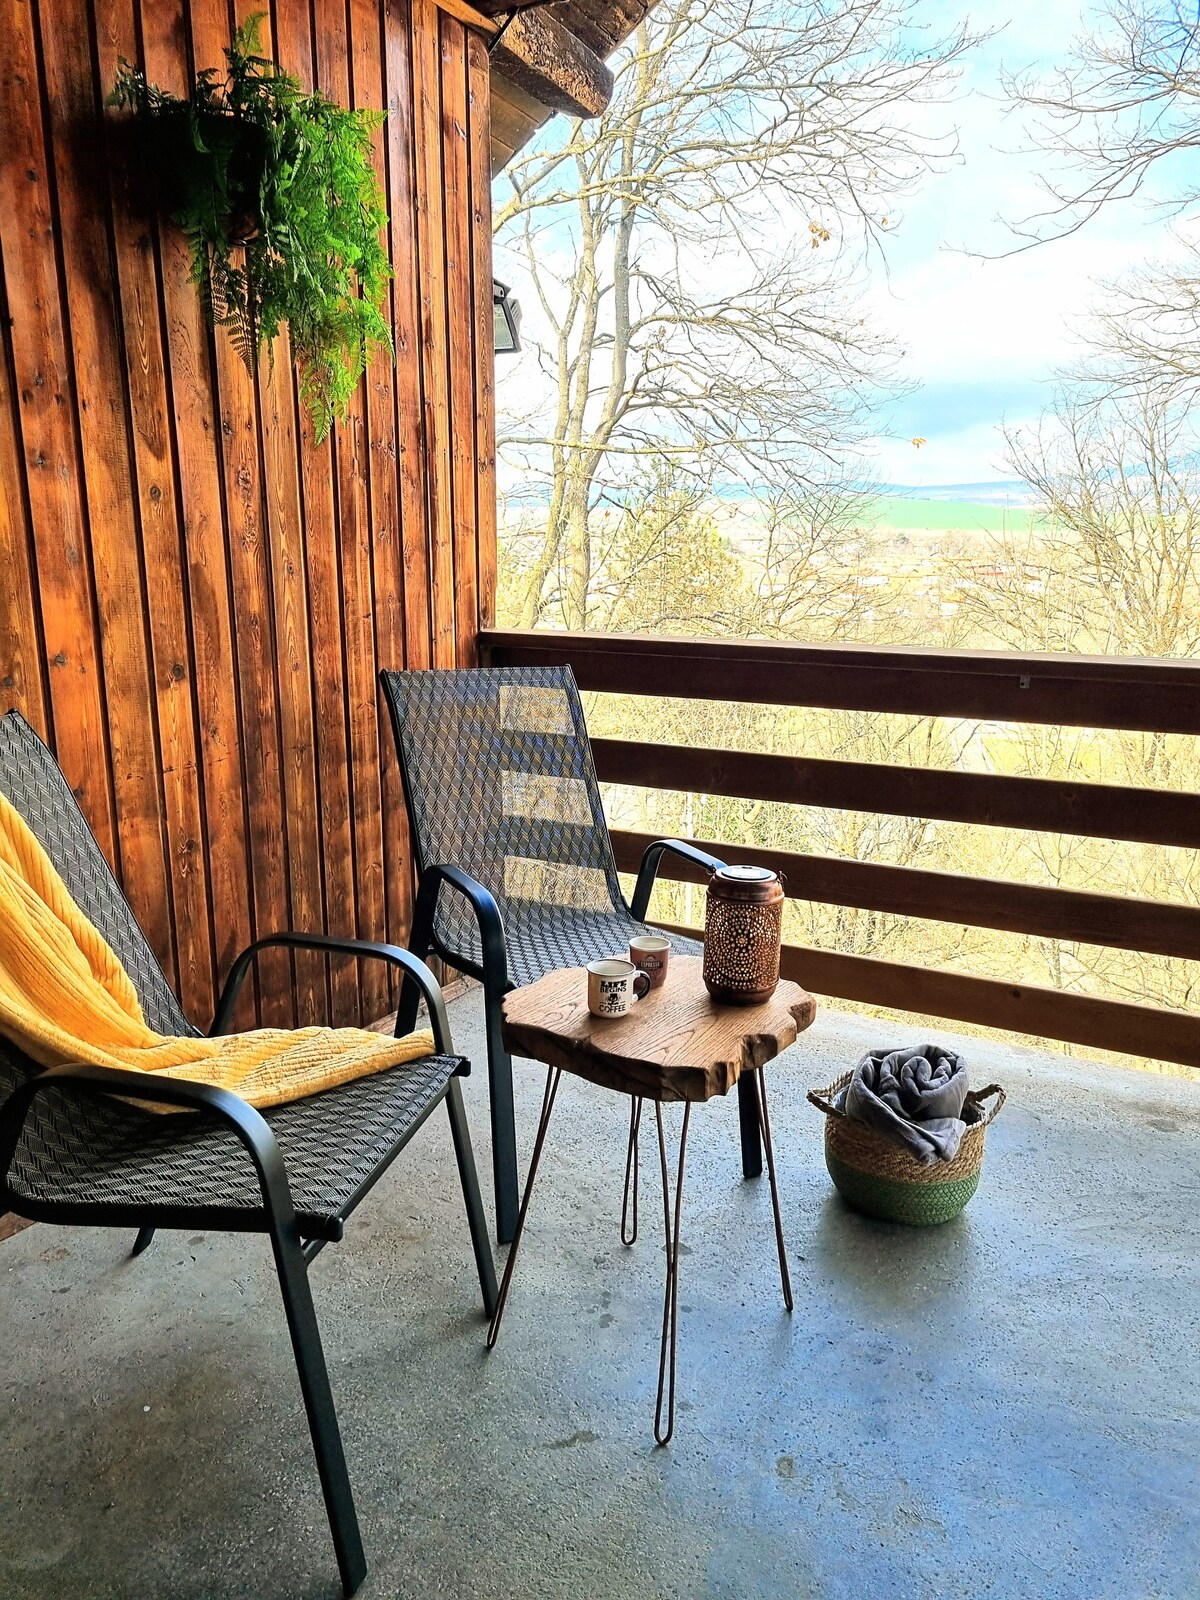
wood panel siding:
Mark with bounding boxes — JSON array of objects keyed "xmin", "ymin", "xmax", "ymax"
[{"xmin": 0, "ymin": 0, "xmax": 496, "ymax": 1029}]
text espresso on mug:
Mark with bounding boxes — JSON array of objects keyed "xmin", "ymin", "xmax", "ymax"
[{"xmin": 587, "ymin": 958, "xmax": 651, "ymax": 1017}]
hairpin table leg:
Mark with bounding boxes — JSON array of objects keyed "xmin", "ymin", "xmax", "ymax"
[
  {"xmin": 487, "ymin": 1065, "xmax": 562, "ymax": 1350},
  {"xmin": 653, "ymin": 1099, "xmax": 691, "ymax": 1446},
  {"xmin": 752, "ymin": 1068, "xmax": 793, "ymax": 1312},
  {"xmin": 621, "ymin": 1096, "xmax": 642, "ymax": 1245}
]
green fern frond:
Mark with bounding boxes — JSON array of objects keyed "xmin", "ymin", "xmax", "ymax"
[{"xmin": 112, "ymin": 14, "xmax": 393, "ymax": 436}]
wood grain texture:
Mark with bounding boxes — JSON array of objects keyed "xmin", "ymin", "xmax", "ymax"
[
  {"xmin": 491, "ymin": 7, "xmax": 614, "ymax": 120},
  {"xmin": 468, "ymin": 32, "xmax": 497, "ymax": 633},
  {"xmin": 652, "ymin": 926, "xmax": 1200, "ymax": 1071},
  {"xmin": 0, "ymin": 0, "xmax": 495, "ymax": 1030},
  {"xmin": 612, "ymin": 829, "xmax": 1200, "ymax": 961},
  {"xmin": 141, "ymin": 0, "xmax": 255, "ymax": 1025},
  {"xmin": 316, "ymin": 0, "xmax": 389, "ymax": 1025},
  {"xmin": 413, "ymin": 0, "xmax": 457, "ymax": 669},
  {"xmin": 1, "ymin": 0, "xmax": 115, "ymax": 862},
  {"xmin": 443, "ymin": 15, "xmax": 480, "ymax": 665},
  {"xmin": 482, "ymin": 628, "xmax": 1200, "ymax": 735},
  {"xmin": 0, "ymin": 254, "xmax": 48, "ymax": 739},
  {"xmin": 593, "ymin": 737, "xmax": 1200, "ymax": 851},
  {"xmin": 502, "ymin": 956, "xmax": 816, "ymax": 1102},
  {"xmin": 41, "ymin": 0, "xmax": 173, "ymax": 978},
  {"xmin": 352, "ymin": 0, "xmax": 412, "ymax": 1006},
  {"xmin": 95, "ymin": 0, "xmax": 216, "ymax": 1024}
]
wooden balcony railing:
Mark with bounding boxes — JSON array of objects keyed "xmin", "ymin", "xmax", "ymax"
[{"xmin": 481, "ymin": 628, "xmax": 1200, "ymax": 1069}]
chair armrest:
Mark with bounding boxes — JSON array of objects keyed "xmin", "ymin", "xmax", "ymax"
[
  {"xmin": 416, "ymin": 865, "xmax": 509, "ymax": 990},
  {"xmin": 0, "ymin": 1064, "xmax": 295, "ymax": 1227},
  {"xmin": 629, "ymin": 839, "xmax": 727, "ymax": 922},
  {"xmin": 212, "ymin": 933, "xmax": 453, "ymax": 1054}
]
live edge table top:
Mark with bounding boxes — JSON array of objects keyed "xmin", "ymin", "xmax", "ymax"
[{"xmin": 501, "ymin": 956, "xmax": 817, "ymax": 1104}]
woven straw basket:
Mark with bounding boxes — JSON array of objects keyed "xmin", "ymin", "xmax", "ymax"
[{"xmin": 807, "ymin": 1072, "xmax": 1006, "ymax": 1226}]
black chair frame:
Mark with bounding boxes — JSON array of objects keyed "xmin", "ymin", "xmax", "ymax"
[
  {"xmin": 0, "ymin": 930, "xmax": 498, "ymax": 1599},
  {"xmin": 382, "ymin": 668, "xmax": 764, "ymax": 1245}
]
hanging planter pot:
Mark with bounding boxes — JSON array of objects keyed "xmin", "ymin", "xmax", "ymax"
[
  {"xmin": 126, "ymin": 100, "xmax": 267, "ymax": 243},
  {"xmin": 110, "ymin": 16, "xmax": 393, "ymax": 441}
]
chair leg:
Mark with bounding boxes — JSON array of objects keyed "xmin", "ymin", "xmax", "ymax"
[
  {"xmin": 267, "ymin": 1219, "xmax": 366, "ymax": 1599},
  {"xmin": 482, "ymin": 968, "xmax": 519, "ymax": 1246},
  {"xmin": 445, "ymin": 1078, "xmax": 499, "ymax": 1318},
  {"xmin": 130, "ymin": 1225, "xmax": 156, "ymax": 1257},
  {"xmin": 737, "ymin": 1073, "xmax": 763, "ymax": 1179}
]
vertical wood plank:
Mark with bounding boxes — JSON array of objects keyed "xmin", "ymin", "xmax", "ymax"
[
  {"xmin": 468, "ymin": 30, "xmax": 497, "ymax": 636},
  {"xmin": 315, "ymin": 0, "xmax": 389, "ymax": 1022},
  {"xmin": 189, "ymin": 0, "xmax": 292, "ymax": 1028},
  {"xmin": 384, "ymin": 0, "xmax": 433, "ymax": 676},
  {"xmin": 274, "ymin": 0, "xmax": 359, "ymax": 1025},
  {"xmin": 441, "ymin": 16, "xmax": 479, "ymax": 666},
  {"xmin": 140, "ymin": 0, "xmax": 254, "ymax": 1027},
  {"xmin": 411, "ymin": 0, "xmax": 456, "ymax": 669},
  {"xmin": 40, "ymin": 0, "xmax": 177, "ymax": 979},
  {"xmin": 0, "ymin": 0, "xmax": 116, "ymax": 860},
  {"xmin": 0, "ymin": 279, "xmax": 49, "ymax": 737},
  {"xmin": 241, "ymin": 0, "xmax": 326, "ymax": 1026},
  {"xmin": 350, "ymin": 0, "xmax": 411, "ymax": 982},
  {"xmin": 95, "ymin": 0, "xmax": 217, "ymax": 1024}
]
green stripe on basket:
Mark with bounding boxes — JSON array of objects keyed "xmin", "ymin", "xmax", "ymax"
[{"xmin": 826, "ymin": 1153, "xmax": 981, "ymax": 1226}]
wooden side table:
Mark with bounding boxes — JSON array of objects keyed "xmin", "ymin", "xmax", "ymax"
[{"xmin": 489, "ymin": 956, "xmax": 816, "ymax": 1443}]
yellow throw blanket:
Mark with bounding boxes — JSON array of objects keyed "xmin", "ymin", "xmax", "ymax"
[{"xmin": 0, "ymin": 792, "xmax": 435, "ymax": 1110}]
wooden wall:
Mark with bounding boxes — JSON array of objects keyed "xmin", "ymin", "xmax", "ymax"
[{"xmin": 0, "ymin": 0, "xmax": 497, "ymax": 1029}]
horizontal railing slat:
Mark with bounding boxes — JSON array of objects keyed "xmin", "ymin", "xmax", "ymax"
[
  {"xmin": 594, "ymin": 738, "xmax": 1200, "ymax": 850},
  {"xmin": 656, "ymin": 925, "xmax": 1200, "ymax": 1070},
  {"xmin": 482, "ymin": 628, "xmax": 1200, "ymax": 734},
  {"xmin": 615, "ymin": 831, "xmax": 1200, "ymax": 960},
  {"xmin": 480, "ymin": 627, "xmax": 1200, "ymax": 1067}
]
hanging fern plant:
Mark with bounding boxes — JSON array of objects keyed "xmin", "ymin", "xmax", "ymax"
[{"xmin": 111, "ymin": 15, "xmax": 392, "ymax": 441}]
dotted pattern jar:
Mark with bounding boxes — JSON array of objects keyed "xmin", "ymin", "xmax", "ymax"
[{"xmin": 702, "ymin": 865, "xmax": 785, "ymax": 1005}]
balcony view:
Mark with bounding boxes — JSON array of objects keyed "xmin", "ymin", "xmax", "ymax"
[{"xmin": 0, "ymin": 2, "xmax": 1196, "ymax": 1598}]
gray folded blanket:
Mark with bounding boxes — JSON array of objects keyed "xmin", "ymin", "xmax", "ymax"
[{"xmin": 839, "ymin": 1045, "xmax": 974, "ymax": 1165}]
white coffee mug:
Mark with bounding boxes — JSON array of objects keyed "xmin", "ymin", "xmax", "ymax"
[{"xmin": 586, "ymin": 957, "xmax": 651, "ymax": 1018}]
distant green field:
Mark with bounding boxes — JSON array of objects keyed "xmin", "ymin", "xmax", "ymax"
[{"xmin": 868, "ymin": 496, "xmax": 1041, "ymax": 532}]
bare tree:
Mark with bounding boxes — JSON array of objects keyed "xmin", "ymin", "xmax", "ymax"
[
  {"xmin": 955, "ymin": 383, "xmax": 1200, "ymax": 659},
  {"xmin": 1002, "ymin": 2, "xmax": 1200, "ymax": 400},
  {"xmin": 1005, "ymin": 1, "xmax": 1200, "ymax": 244},
  {"xmin": 494, "ymin": 0, "xmax": 977, "ymax": 628}
]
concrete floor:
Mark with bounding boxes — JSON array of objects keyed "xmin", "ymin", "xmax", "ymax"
[{"xmin": 2, "ymin": 992, "xmax": 1198, "ymax": 1600}]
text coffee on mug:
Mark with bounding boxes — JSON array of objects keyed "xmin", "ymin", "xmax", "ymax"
[{"xmin": 587, "ymin": 957, "xmax": 651, "ymax": 1018}]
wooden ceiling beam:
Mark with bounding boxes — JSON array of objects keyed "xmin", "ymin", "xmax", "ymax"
[
  {"xmin": 491, "ymin": 7, "xmax": 614, "ymax": 120},
  {"xmin": 436, "ymin": 0, "xmax": 501, "ymax": 35}
]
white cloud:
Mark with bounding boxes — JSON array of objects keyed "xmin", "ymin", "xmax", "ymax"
[{"xmin": 495, "ymin": 0, "xmax": 1188, "ymax": 494}]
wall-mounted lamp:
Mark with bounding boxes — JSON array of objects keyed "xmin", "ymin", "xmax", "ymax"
[{"xmin": 493, "ymin": 279, "xmax": 522, "ymax": 354}]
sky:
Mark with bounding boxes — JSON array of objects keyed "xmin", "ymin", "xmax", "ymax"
[
  {"xmin": 492, "ymin": 1, "xmax": 1188, "ymax": 503},
  {"xmin": 863, "ymin": 0, "xmax": 1182, "ymax": 491}
]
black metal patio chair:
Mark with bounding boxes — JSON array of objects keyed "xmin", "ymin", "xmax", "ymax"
[
  {"xmin": 0, "ymin": 710, "xmax": 497, "ymax": 1600},
  {"xmin": 381, "ymin": 664, "xmax": 763, "ymax": 1245}
]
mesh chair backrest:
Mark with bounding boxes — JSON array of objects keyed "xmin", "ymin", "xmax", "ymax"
[
  {"xmin": 0, "ymin": 713, "xmax": 194, "ymax": 1037},
  {"xmin": 382, "ymin": 666, "xmax": 624, "ymax": 957}
]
